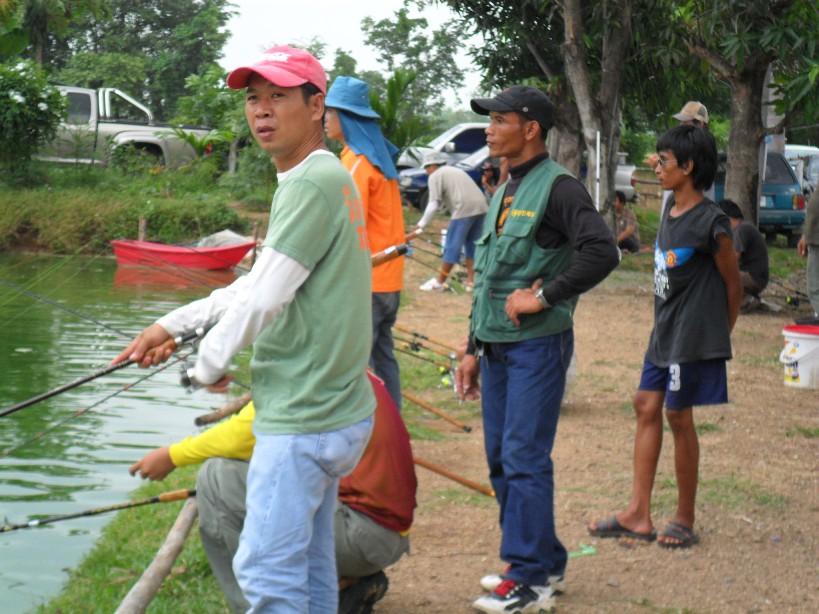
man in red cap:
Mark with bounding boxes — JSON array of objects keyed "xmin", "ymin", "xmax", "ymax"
[{"xmin": 114, "ymin": 46, "xmax": 375, "ymax": 613}]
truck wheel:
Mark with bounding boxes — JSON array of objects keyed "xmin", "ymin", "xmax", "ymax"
[
  {"xmin": 111, "ymin": 143, "xmax": 165, "ymax": 173},
  {"xmin": 786, "ymin": 232, "xmax": 801, "ymax": 248},
  {"xmin": 414, "ymin": 190, "xmax": 429, "ymax": 211}
]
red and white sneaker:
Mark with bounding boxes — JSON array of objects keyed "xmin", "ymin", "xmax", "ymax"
[
  {"xmin": 480, "ymin": 565, "xmax": 565, "ymax": 596},
  {"xmin": 472, "ymin": 578, "xmax": 556, "ymax": 613}
]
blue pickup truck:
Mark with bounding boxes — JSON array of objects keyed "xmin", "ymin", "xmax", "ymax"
[{"xmin": 713, "ymin": 151, "xmax": 806, "ymax": 246}]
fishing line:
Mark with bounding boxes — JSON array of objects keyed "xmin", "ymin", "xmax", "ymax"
[
  {"xmin": 0, "ymin": 278, "xmax": 129, "ymax": 337},
  {"xmin": 1, "ymin": 352, "xmax": 190, "ymax": 459},
  {"xmin": 0, "ymin": 275, "xmax": 252, "ymax": 391}
]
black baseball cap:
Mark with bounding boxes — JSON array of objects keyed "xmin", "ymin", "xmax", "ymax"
[{"xmin": 471, "ymin": 86, "xmax": 555, "ymax": 135}]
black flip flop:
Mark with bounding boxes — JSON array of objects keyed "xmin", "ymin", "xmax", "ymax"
[
  {"xmin": 658, "ymin": 521, "xmax": 699, "ymax": 549},
  {"xmin": 588, "ymin": 516, "xmax": 657, "ymax": 541}
]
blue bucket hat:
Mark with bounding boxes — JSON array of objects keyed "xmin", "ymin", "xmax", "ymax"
[{"xmin": 325, "ymin": 76, "xmax": 380, "ymax": 119}]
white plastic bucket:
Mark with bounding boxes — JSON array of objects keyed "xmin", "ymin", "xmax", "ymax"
[{"xmin": 779, "ymin": 325, "xmax": 819, "ymax": 389}]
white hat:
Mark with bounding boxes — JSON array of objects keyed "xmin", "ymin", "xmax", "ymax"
[{"xmin": 422, "ymin": 151, "xmax": 448, "ymax": 167}]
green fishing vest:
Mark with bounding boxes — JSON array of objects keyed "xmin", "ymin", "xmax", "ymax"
[{"xmin": 470, "ymin": 158, "xmax": 578, "ymax": 343}]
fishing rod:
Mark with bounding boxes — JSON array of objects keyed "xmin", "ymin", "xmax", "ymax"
[
  {"xmin": 0, "ymin": 488, "xmax": 195, "ymax": 533},
  {"xmin": 394, "ymin": 346, "xmax": 453, "ymax": 373},
  {"xmin": 0, "ymin": 329, "xmax": 204, "ymax": 419},
  {"xmin": 393, "ymin": 323, "xmax": 461, "ymax": 354},
  {"xmin": 1, "ymin": 353, "xmax": 192, "ymax": 459},
  {"xmin": 394, "ymin": 333, "xmax": 458, "ymax": 361}
]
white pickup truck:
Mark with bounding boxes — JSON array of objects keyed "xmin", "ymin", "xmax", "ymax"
[{"xmin": 40, "ymin": 86, "xmax": 209, "ymax": 167}]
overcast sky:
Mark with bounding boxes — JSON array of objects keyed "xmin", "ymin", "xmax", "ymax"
[{"xmin": 217, "ymin": 0, "xmax": 484, "ymax": 108}]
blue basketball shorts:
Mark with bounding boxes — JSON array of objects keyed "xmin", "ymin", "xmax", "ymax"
[{"xmin": 638, "ymin": 358, "xmax": 728, "ymax": 410}]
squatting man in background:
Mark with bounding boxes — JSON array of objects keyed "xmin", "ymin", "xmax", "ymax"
[
  {"xmin": 455, "ymin": 85, "xmax": 619, "ymax": 614},
  {"xmin": 129, "ymin": 372, "xmax": 417, "ymax": 614},
  {"xmin": 113, "ymin": 46, "xmax": 376, "ymax": 613}
]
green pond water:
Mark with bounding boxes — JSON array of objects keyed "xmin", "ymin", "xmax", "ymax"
[{"xmin": 0, "ymin": 253, "xmax": 241, "ymax": 613}]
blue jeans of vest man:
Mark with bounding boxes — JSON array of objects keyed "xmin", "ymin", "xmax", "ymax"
[{"xmin": 481, "ymin": 329, "xmax": 574, "ymax": 585}]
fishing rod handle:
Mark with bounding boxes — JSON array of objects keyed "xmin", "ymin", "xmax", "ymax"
[
  {"xmin": 371, "ymin": 243, "xmax": 409, "ymax": 267},
  {"xmin": 157, "ymin": 489, "xmax": 196, "ymax": 503}
]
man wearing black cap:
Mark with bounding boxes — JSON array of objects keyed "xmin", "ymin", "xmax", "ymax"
[{"xmin": 455, "ymin": 85, "xmax": 619, "ymax": 613}]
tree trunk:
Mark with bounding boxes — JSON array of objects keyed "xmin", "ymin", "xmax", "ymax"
[
  {"xmin": 560, "ymin": 0, "xmax": 632, "ymax": 208},
  {"xmin": 724, "ymin": 62, "xmax": 770, "ymax": 225},
  {"xmin": 550, "ymin": 98, "xmax": 584, "ymax": 177}
]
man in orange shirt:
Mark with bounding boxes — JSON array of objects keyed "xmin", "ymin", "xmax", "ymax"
[{"xmin": 324, "ymin": 76, "xmax": 406, "ymax": 409}]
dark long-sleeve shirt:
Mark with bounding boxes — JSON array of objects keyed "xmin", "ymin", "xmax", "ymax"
[{"xmin": 503, "ymin": 152, "xmax": 620, "ymax": 305}]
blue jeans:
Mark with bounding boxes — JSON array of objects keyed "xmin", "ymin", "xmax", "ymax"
[
  {"xmin": 481, "ymin": 331, "xmax": 574, "ymax": 585},
  {"xmin": 233, "ymin": 416, "xmax": 373, "ymax": 613},
  {"xmin": 371, "ymin": 291, "xmax": 401, "ymax": 410}
]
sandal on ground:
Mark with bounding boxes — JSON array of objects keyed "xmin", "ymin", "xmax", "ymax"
[
  {"xmin": 588, "ymin": 516, "xmax": 657, "ymax": 541},
  {"xmin": 658, "ymin": 521, "xmax": 699, "ymax": 549}
]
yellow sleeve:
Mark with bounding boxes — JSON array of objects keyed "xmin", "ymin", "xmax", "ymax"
[{"xmin": 168, "ymin": 402, "xmax": 256, "ymax": 467}]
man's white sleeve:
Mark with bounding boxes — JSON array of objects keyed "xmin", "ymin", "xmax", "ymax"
[
  {"xmin": 416, "ymin": 199, "xmax": 440, "ymax": 229},
  {"xmin": 157, "ymin": 247, "xmax": 309, "ymax": 385}
]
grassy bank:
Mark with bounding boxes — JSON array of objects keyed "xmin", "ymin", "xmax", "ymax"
[{"xmin": 0, "ymin": 162, "xmax": 256, "ymax": 253}]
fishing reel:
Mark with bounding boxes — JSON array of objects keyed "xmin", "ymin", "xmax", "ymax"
[{"xmin": 179, "ymin": 360, "xmax": 202, "ymax": 393}]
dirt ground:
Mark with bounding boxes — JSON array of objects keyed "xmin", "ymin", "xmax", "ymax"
[{"xmin": 373, "ymin": 238, "xmax": 818, "ymax": 613}]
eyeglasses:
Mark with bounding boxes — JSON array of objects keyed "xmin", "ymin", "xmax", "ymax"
[{"xmin": 656, "ymin": 157, "xmax": 678, "ymax": 168}]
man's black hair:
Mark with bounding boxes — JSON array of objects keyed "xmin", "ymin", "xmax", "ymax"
[
  {"xmin": 656, "ymin": 124, "xmax": 718, "ymax": 192},
  {"xmin": 718, "ymin": 199, "xmax": 744, "ymax": 220},
  {"xmin": 300, "ymin": 82, "xmax": 322, "ymax": 104},
  {"xmin": 615, "ymin": 190, "xmax": 626, "ymax": 204}
]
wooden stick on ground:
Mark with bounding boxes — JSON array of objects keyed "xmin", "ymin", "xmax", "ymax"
[
  {"xmin": 414, "ymin": 456, "xmax": 494, "ymax": 498},
  {"xmin": 115, "ymin": 497, "xmax": 199, "ymax": 614},
  {"xmin": 402, "ymin": 391, "xmax": 472, "ymax": 433}
]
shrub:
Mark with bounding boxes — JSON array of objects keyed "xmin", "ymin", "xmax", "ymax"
[{"xmin": 0, "ymin": 60, "xmax": 66, "ymax": 183}]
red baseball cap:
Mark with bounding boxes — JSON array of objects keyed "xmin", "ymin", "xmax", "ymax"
[{"xmin": 226, "ymin": 45, "xmax": 327, "ymax": 93}]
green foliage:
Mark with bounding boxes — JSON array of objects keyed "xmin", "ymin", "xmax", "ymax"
[
  {"xmin": 219, "ymin": 143, "xmax": 278, "ymax": 209},
  {"xmin": 0, "ymin": 58, "xmax": 66, "ymax": 183},
  {"xmin": 786, "ymin": 425, "xmax": 819, "ymax": 438},
  {"xmin": 361, "ymin": 1, "xmax": 468, "ymax": 115},
  {"xmin": 173, "ymin": 64, "xmax": 245, "ymax": 130},
  {"xmin": 44, "ymin": 0, "xmax": 235, "ymax": 120},
  {"xmin": 50, "ymin": 51, "xmax": 148, "ymax": 93},
  {"xmin": 168, "ymin": 126, "xmax": 234, "ymax": 158},
  {"xmin": 367, "ymin": 68, "xmax": 434, "ymax": 155},
  {"xmin": 0, "ymin": 166, "xmax": 251, "ymax": 252},
  {"xmin": 0, "ymin": 0, "xmax": 28, "ymax": 59}
]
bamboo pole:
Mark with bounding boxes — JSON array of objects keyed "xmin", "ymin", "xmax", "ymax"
[
  {"xmin": 402, "ymin": 391, "xmax": 472, "ymax": 433},
  {"xmin": 414, "ymin": 456, "xmax": 494, "ymax": 498},
  {"xmin": 114, "ymin": 497, "xmax": 199, "ymax": 614}
]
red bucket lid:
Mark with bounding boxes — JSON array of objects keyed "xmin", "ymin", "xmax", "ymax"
[{"xmin": 782, "ymin": 324, "xmax": 819, "ymax": 336}]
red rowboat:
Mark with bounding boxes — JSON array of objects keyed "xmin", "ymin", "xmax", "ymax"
[{"xmin": 110, "ymin": 239, "xmax": 255, "ymax": 270}]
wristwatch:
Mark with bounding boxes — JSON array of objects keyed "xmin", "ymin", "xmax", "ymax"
[{"xmin": 534, "ymin": 287, "xmax": 550, "ymax": 310}]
